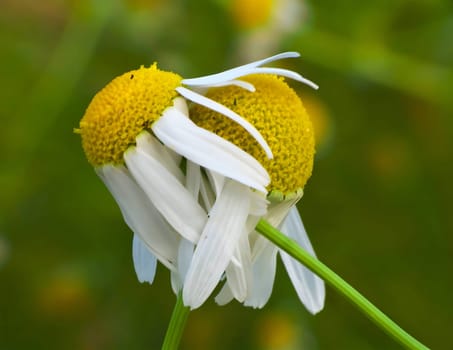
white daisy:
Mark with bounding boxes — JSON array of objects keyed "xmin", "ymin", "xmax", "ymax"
[
  {"xmin": 77, "ymin": 53, "xmax": 317, "ymax": 302},
  {"xmin": 188, "ymin": 73, "xmax": 325, "ymax": 313}
]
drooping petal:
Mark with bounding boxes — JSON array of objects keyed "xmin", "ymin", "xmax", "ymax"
[
  {"xmin": 223, "ymin": 230, "xmax": 252, "ymax": 302},
  {"xmin": 124, "ymin": 147, "xmax": 207, "ymax": 243},
  {"xmin": 248, "ymin": 191, "xmax": 269, "ymax": 217},
  {"xmin": 279, "ymin": 206, "xmax": 325, "ymax": 314},
  {"xmin": 244, "ymin": 236, "xmax": 278, "ymax": 308},
  {"xmin": 177, "ymin": 239, "xmax": 195, "ymax": 284},
  {"xmin": 194, "ymin": 79, "xmax": 256, "ymax": 92},
  {"xmin": 205, "ymin": 169, "xmax": 225, "ymax": 196},
  {"xmin": 152, "ymin": 107, "xmax": 270, "ymax": 193},
  {"xmin": 265, "ymin": 196, "xmax": 300, "ymax": 227},
  {"xmin": 215, "ymin": 282, "xmax": 234, "ymax": 306},
  {"xmin": 199, "ymin": 172, "xmax": 215, "ymax": 211},
  {"xmin": 171, "ymin": 239, "xmax": 195, "ymax": 293},
  {"xmin": 181, "ymin": 52, "xmax": 301, "ymax": 86},
  {"xmin": 244, "ymin": 67, "xmax": 318, "ymax": 89},
  {"xmin": 183, "ymin": 180, "xmax": 251, "ymax": 309},
  {"xmin": 135, "ymin": 131, "xmax": 184, "ymax": 183},
  {"xmin": 186, "ymin": 160, "xmax": 201, "ymax": 198},
  {"xmin": 172, "ymin": 96, "xmax": 189, "ymax": 116},
  {"xmin": 176, "ymin": 86, "xmax": 273, "ymax": 159},
  {"xmin": 97, "ymin": 165, "xmax": 178, "ymax": 270},
  {"xmin": 132, "ymin": 234, "xmax": 157, "ymax": 284}
]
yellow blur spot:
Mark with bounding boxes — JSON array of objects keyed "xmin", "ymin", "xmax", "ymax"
[
  {"xmin": 256, "ymin": 312, "xmax": 299, "ymax": 349},
  {"xmin": 78, "ymin": 64, "xmax": 181, "ymax": 166},
  {"xmin": 191, "ymin": 74, "xmax": 315, "ymax": 197},
  {"xmin": 36, "ymin": 274, "xmax": 92, "ymax": 319},
  {"xmin": 230, "ymin": 0, "xmax": 274, "ymax": 29}
]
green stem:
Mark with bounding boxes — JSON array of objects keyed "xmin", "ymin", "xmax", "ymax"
[
  {"xmin": 256, "ymin": 219, "xmax": 429, "ymax": 350},
  {"xmin": 161, "ymin": 292, "xmax": 191, "ymax": 350}
]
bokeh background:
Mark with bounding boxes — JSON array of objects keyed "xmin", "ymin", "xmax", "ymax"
[{"xmin": 1, "ymin": 0, "xmax": 452, "ymax": 349}]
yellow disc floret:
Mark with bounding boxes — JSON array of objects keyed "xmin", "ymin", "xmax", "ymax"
[
  {"xmin": 78, "ymin": 64, "xmax": 181, "ymax": 166},
  {"xmin": 190, "ymin": 74, "xmax": 315, "ymax": 197}
]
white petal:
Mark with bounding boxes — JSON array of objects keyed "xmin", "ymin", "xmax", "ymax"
[
  {"xmin": 98, "ymin": 165, "xmax": 178, "ymax": 270},
  {"xmin": 124, "ymin": 147, "xmax": 207, "ymax": 243},
  {"xmin": 199, "ymin": 173, "xmax": 215, "ymax": 211},
  {"xmin": 243, "ymin": 67, "xmax": 318, "ymax": 89},
  {"xmin": 249, "ymin": 191, "xmax": 269, "ymax": 217},
  {"xmin": 181, "ymin": 52, "xmax": 301, "ymax": 86},
  {"xmin": 165, "ymin": 147, "xmax": 182, "ymax": 168},
  {"xmin": 178, "ymin": 239, "xmax": 195, "ymax": 283},
  {"xmin": 223, "ymin": 230, "xmax": 252, "ymax": 302},
  {"xmin": 176, "ymin": 87, "xmax": 273, "ymax": 159},
  {"xmin": 205, "ymin": 169, "xmax": 225, "ymax": 196},
  {"xmin": 215, "ymin": 282, "xmax": 234, "ymax": 306},
  {"xmin": 243, "ymin": 216, "xmax": 263, "ymax": 258},
  {"xmin": 183, "ymin": 180, "xmax": 251, "ymax": 309},
  {"xmin": 279, "ymin": 206, "xmax": 325, "ymax": 314},
  {"xmin": 266, "ymin": 196, "xmax": 299, "ymax": 227},
  {"xmin": 171, "ymin": 239, "xmax": 195, "ymax": 293},
  {"xmin": 245, "ymin": 215, "xmax": 262, "ymax": 234},
  {"xmin": 197, "ymin": 79, "xmax": 256, "ymax": 92},
  {"xmin": 186, "ymin": 160, "xmax": 201, "ymax": 198},
  {"xmin": 250, "ymin": 230, "xmax": 269, "ymax": 259},
  {"xmin": 132, "ymin": 234, "xmax": 157, "ymax": 284},
  {"xmin": 172, "ymin": 96, "xmax": 189, "ymax": 116},
  {"xmin": 170, "ymin": 270, "xmax": 179, "ymax": 295},
  {"xmin": 136, "ymin": 131, "xmax": 184, "ymax": 183},
  {"xmin": 244, "ymin": 236, "xmax": 278, "ymax": 308},
  {"xmin": 152, "ymin": 107, "xmax": 270, "ymax": 193}
]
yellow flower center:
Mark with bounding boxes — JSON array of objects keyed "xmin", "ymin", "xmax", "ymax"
[
  {"xmin": 190, "ymin": 75, "xmax": 315, "ymax": 198},
  {"xmin": 78, "ymin": 64, "xmax": 181, "ymax": 166}
]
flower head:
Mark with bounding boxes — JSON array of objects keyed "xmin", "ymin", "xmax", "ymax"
[
  {"xmin": 77, "ymin": 53, "xmax": 318, "ymax": 306},
  {"xmin": 184, "ymin": 72, "xmax": 325, "ymax": 313},
  {"xmin": 191, "ymin": 74, "xmax": 315, "ymax": 199},
  {"xmin": 79, "ymin": 64, "xmax": 181, "ymax": 166}
]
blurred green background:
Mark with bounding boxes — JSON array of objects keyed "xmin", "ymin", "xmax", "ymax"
[{"xmin": 1, "ymin": 0, "xmax": 452, "ymax": 349}]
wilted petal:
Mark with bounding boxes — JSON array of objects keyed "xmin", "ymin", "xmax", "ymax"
[
  {"xmin": 152, "ymin": 107, "xmax": 270, "ymax": 192},
  {"xmin": 199, "ymin": 173, "xmax": 215, "ymax": 211},
  {"xmin": 186, "ymin": 160, "xmax": 201, "ymax": 198},
  {"xmin": 279, "ymin": 206, "xmax": 325, "ymax": 314},
  {"xmin": 176, "ymin": 86, "xmax": 273, "ymax": 159},
  {"xmin": 241, "ymin": 67, "xmax": 318, "ymax": 89},
  {"xmin": 215, "ymin": 282, "xmax": 234, "ymax": 306},
  {"xmin": 183, "ymin": 180, "xmax": 251, "ymax": 309},
  {"xmin": 132, "ymin": 234, "xmax": 157, "ymax": 284},
  {"xmin": 135, "ymin": 131, "xmax": 184, "ymax": 183},
  {"xmin": 181, "ymin": 52, "xmax": 301, "ymax": 86},
  {"xmin": 265, "ymin": 196, "xmax": 299, "ymax": 227},
  {"xmin": 171, "ymin": 239, "xmax": 195, "ymax": 293},
  {"xmin": 244, "ymin": 236, "xmax": 278, "ymax": 308},
  {"xmin": 124, "ymin": 147, "xmax": 207, "ymax": 243},
  {"xmin": 97, "ymin": 164, "xmax": 178, "ymax": 270},
  {"xmin": 199, "ymin": 79, "xmax": 256, "ymax": 92},
  {"xmin": 223, "ymin": 230, "xmax": 252, "ymax": 302},
  {"xmin": 205, "ymin": 169, "xmax": 225, "ymax": 196}
]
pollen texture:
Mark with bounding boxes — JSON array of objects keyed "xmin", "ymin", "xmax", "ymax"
[
  {"xmin": 190, "ymin": 75, "xmax": 315, "ymax": 196},
  {"xmin": 79, "ymin": 64, "xmax": 181, "ymax": 166}
]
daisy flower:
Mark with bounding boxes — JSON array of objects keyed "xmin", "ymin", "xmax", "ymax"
[
  {"xmin": 188, "ymin": 74, "xmax": 325, "ymax": 313},
  {"xmin": 77, "ymin": 52, "xmax": 316, "ymax": 299}
]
